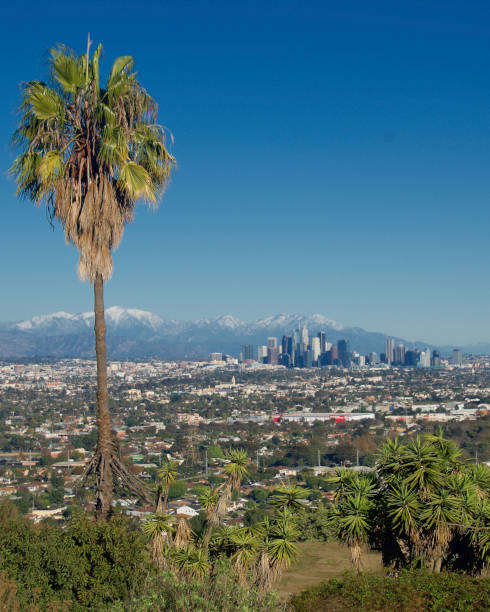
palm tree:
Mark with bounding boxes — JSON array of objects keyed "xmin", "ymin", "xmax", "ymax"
[
  {"xmin": 198, "ymin": 486, "xmax": 220, "ymax": 550},
  {"xmin": 174, "ymin": 515, "xmax": 193, "ymax": 550},
  {"xmin": 270, "ymin": 482, "xmax": 308, "ymax": 512},
  {"xmin": 329, "ymin": 482, "xmax": 373, "ymax": 573},
  {"xmin": 143, "ymin": 512, "xmax": 174, "ymax": 568},
  {"xmin": 172, "ymin": 545, "xmax": 210, "ymax": 579},
  {"xmin": 257, "ymin": 511, "xmax": 300, "ymax": 588},
  {"xmin": 228, "ymin": 528, "xmax": 260, "ymax": 584},
  {"xmin": 11, "ymin": 40, "xmax": 175, "ymax": 520},
  {"xmin": 216, "ymin": 449, "xmax": 249, "ymax": 519},
  {"xmin": 156, "ymin": 460, "xmax": 178, "ymax": 513}
]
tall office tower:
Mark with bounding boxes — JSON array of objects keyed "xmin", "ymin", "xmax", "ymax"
[
  {"xmin": 267, "ymin": 337, "xmax": 277, "ymax": 350},
  {"xmin": 242, "ymin": 344, "xmax": 254, "ymax": 361},
  {"xmin": 304, "ymin": 349, "xmax": 314, "ymax": 368},
  {"xmin": 292, "ymin": 328, "xmax": 301, "ymax": 366},
  {"xmin": 337, "ymin": 339, "xmax": 351, "ymax": 367},
  {"xmin": 209, "ymin": 352, "xmax": 223, "ymax": 362},
  {"xmin": 311, "ymin": 337, "xmax": 321, "ymax": 362},
  {"xmin": 257, "ymin": 345, "xmax": 268, "ymax": 363},
  {"xmin": 330, "ymin": 345, "xmax": 339, "ymax": 363},
  {"xmin": 318, "ymin": 331, "xmax": 326, "ymax": 354},
  {"xmin": 368, "ymin": 352, "xmax": 379, "ymax": 364},
  {"xmin": 404, "ymin": 350, "xmax": 418, "ymax": 366},
  {"xmin": 431, "ymin": 350, "xmax": 441, "ymax": 368},
  {"xmin": 452, "ymin": 349, "xmax": 463, "ymax": 366},
  {"xmin": 385, "ymin": 338, "xmax": 395, "ymax": 365},
  {"xmin": 325, "ymin": 341, "xmax": 332, "ymax": 351},
  {"xmin": 418, "ymin": 349, "xmax": 430, "ymax": 367},
  {"xmin": 300, "ymin": 324, "xmax": 309, "ymax": 351},
  {"xmin": 285, "ymin": 335, "xmax": 294, "ymax": 364},
  {"xmin": 394, "ymin": 343, "xmax": 406, "ymax": 365},
  {"xmin": 267, "ymin": 346, "xmax": 278, "ymax": 365}
]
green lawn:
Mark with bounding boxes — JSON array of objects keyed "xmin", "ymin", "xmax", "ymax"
[{"xmin": 277, "ymin": 541, "xmax": 382, "ymax": 598}]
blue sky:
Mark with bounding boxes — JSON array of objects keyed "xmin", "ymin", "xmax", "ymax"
[{"xmin": 1, "ymin": 0, "xmax": 490, "ymax": 345}]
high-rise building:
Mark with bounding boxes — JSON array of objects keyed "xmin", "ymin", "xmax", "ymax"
[
  {"xmin": 267, "ymin": 337, "xmax": 278, "ymax": 365},
  {"xmin": 418, "ymin": 349, "xmax": 431, "ymax": 367},
  {"xmin": 300, "ymin": 324, "xmax": 309, "ymax": 352},
  {"xmin": 304, "ymin": 349, "xmax": 314, "ymax": 368},
  {"xmin": 404, "ymin": 349, "xmax": 418, "ymax": 366},
  {"xmin": 432, "ymin": 350, "xmax": 441, "ymax": 368},
  {"xmin": 311, "ymin": 337, "xmax": 321, "ymax": 362},
  {"xmin": 267, "ymin": 347, "xmax": 278, "ymax": 365},
  {"xmin": 394, "ymin": 344, "xmax": 406, "ymax": 365},
  {"xmin": 452, "ymin": 349, "xmax": 463, "ymax": 366},
  {"xmin": 242, "ymin": 344, "xmax": 254, "ymax": 361},
  {"xmin": 337, "ymin": 339, "xmax": 350, "ymax": 367},
  {"xmin": 318, "ymin": 331, "xmax": 326, "ymax": 354},
  {"xmin": 257, "ymin": 345, "xmax": 268, "ymax": 363},
  {"xmin": 386, "ymin": 339, "xmax": 395, "ymax": 366},
  {"xmin": 209, "ymin": 352, "xmax": 223, "ymax": 362}
]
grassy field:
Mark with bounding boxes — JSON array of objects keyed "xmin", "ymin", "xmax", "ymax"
[{"xmin": 277, "ymin": 541, "xmax": 382, "ymax": 598}]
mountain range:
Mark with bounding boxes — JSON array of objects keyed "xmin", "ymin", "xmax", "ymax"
[{"xmin": 0, "ymin": 306, "xmax": 487, "ymax": 360}]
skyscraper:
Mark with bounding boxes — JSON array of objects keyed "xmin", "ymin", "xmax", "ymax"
[
  {"xmin": 418, "ymin": 349, "xmax": 431, "ymax": 367},
  {"xmin": 394, "ymin": 344, "xmax": 406, "ymax": 365},
  {"xmin": 318, "ymin": 331, "xmax": 326, "ymax": 354},
  {"xmin": 386, "ymin": 338, "xmax": 395, "ymax": 366},
  {"xmin": 242, "ymin": 344, "xmax": 254, "ymax": 361},
  {"xmin": 257, "ymin": 345, "xmax": 268, "ymax": 363},
  {"xmin": 452, "ymin": 349, "xmax": 463, "ymax": 366},
  {"xmin": 337, "ymin": 339, "xmax": 350, "ymax": 367},
  {"xmin": 432, "ymin": 350, "xmax": 441, "ymax": 368},
  {"xmin": 300, "ymin": 324, "xmax": 309, "ymax": 352},
  {"xmin": 267, "ymin": 337, "xmax": 277, "ymax": 350},
  {"xmin": 311, "ymin": 337, "xmax": 321, "ymax": 362},
  {"xmin": 267, "ymin": 338, "xmax": 278, "ymax": 365}
]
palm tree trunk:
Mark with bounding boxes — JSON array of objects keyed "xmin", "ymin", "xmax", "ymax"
[
  {"xmin": 79, "ymin": 275, "xmax": 152, "ymax": 514},
  {"xmin": 94, "ymin": 273, "xmax": 113, "ymax": 520}
]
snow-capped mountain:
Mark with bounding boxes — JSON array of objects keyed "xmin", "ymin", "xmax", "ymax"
[
  {"xmin": 0, "ymin": 306, "xmax": 479, "ymax": 359},
  {"xmin": 6, "ymin": 308, "xmax": 346, "ymax": 339}
]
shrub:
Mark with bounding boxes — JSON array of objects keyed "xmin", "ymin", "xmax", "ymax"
[
  {"xmin": 113, "ymin": 558, "xmax": 284, "ymax": 612},
  {"xmin": 290, "ymin": 570, "xmax": 490, "ymax": 612},
  {"xmin": 0, "ymin": 512, "xmax": 151, "ymax": 610}
]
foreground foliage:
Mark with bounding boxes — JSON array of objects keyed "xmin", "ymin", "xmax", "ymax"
[
  {"xmin": 327, "ymin": 432, "xmax": 490, "ymax": 573},
  {"xmin": 290, "ymin": 570, "xmax": 490, "ymax": 612}
]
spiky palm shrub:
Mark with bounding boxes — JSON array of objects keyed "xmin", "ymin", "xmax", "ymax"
[
  {"xmin": 215, "ymin": 449, "xmax": 249, "ymax": 521},
  {"xmin": 374, "ymin": 434, "xmax": 490, "ymax": 573},
  {"xmin": 198, "ymin": 486, "xmax": 221, "ymax": 550},
  {"xmin": 11, "ymin": 41, "xmax": 175, "ymax": 520},
  {"xmin": 143, "ymin": 513, "xmax": 174, "ymax": 568},
  {"xmin": 270, "ymin": 482, "xmax": 308, "ymax": 512},
  {"xmin": 156, "ymin": 461, "xmax": 179, "ymax": 513}
]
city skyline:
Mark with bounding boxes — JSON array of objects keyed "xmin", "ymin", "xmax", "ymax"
[{"xmin": 1, "ymin": 2, "xmax": 490, "ymax": 346}]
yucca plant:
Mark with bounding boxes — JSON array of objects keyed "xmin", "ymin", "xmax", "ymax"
[
  {"xmin": 11, "ymin": 39, "xmax": 176, "ymax": 520},
  {"xmin": 143, "ymin": 512, "xmax": 174, "ymax": 568},
  {"xmin": 156, "ymin": 460, "xmax": 179, "ymax": 513},
  {"xmin": 270, "ymin": 482, "xmax": 308, "ymax": 512}
]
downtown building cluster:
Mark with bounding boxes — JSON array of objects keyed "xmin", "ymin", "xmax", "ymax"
[
  {"xmin": 242, "ymin": 325, "xmax": 353, "ymax": 368},
  {"xmin": 236, "ymin": 327, "xmax": 466, "ymax": 369}
]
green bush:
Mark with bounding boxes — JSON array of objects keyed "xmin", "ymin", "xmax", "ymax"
[
  {"xmin": 290, "ymin": 570, "xmax": 490, "ymax": 612},
  {"xmin": 0, "ymin": 511, "xmax": 151, "ymax": 610},
  {"xmin": 113, "ymin": 558, "xmax": 284, "ymax": 612}
]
